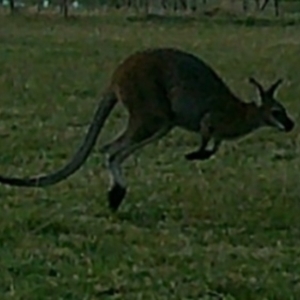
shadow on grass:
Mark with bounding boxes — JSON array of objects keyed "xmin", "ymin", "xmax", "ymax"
[
  {"xmin": 114, "ymin": 206, "xmax": 168, "ymax": 228},
  {"xmin": 207, "ymin": 281, "xmax": 267, "ymax": 300}
]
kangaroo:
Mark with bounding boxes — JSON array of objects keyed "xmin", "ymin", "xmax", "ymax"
[{"xmin": 0, "ymin": 48, "xmax": 294, "ymax": 212}]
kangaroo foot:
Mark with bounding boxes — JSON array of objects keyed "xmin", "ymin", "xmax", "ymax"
[{"xmin": 108, "ymin": 183, "xmax": 127, "ymax": 212}]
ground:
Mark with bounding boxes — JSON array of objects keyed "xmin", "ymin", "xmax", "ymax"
[{"xmin": 0, "ymin": 12, "xmax": 299, "ymax": 300}]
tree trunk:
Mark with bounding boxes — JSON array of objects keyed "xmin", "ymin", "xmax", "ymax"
[
  {"xmin": 254, "ymin": 0, "xmax": 260, "ymax": 11},
  {"xmin": 61, "ymin": 0, "xmax": 69, "ymax": 18},
  {"xmin": 9, "ymin": 0, "xmax": 15, "ymax": 14},
  {"xmin": 179, "ymin": 0, "xmax": 187, "ymax": 10},
  {"xmin": 144, "ymin": 0, "xmax": 149, "ymax": 15},
  {"xmin": 37, "ymin": 0, "xmax": 43, "ymax": 13},
  {"xmin": 191, "ymin": 0, "xmax": 197, "ymax": 11},
  {"xmin": 260, "ymin": 0, "xmax": 270, "ymax": 11},
  {"xmin": 243, "ymin": 0, "xmax": 248, "ymax": 12},
  {"xmin": 274, "ymin": 0, "xmax": 279, "ymax": 16},
  {"xmin": 261, "ymin": 0, "xmax": 279, "ymax": 16},
  {"xmin": 161, "ymin": 0, "xmax": 167, "ymax": 10}
]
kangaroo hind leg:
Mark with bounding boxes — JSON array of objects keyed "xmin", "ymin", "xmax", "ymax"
[{"xmin": 103, "ymin": 116, "xmax": 172, "ymax": 212}]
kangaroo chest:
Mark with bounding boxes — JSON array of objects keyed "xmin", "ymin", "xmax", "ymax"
[
  {"xmin": 208, "ymin": 110, "xmax": 260, "ymax": 140},
  {"xmin": 170, "ymin": 86, "xmax": 219, "ymax": 132}
]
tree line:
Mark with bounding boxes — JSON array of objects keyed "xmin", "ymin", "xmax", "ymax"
[{"xmin": 5, "ymin": 0, "xmax": 292, "ymax": 18}]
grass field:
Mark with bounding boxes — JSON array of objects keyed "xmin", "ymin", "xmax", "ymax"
[{"xmin": 0, "ymin": 13, "xmax": 300, "ymax": 299}]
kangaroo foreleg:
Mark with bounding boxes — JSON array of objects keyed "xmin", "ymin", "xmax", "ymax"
[
  {"xmin": 185, "ymin": 113, "xmax": 221, "ymax": 161},
  {"xmin": 185, "ymin": 138, "xmax": 221, "ymax": 161}
]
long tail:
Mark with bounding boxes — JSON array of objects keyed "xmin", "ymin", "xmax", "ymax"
[{"xmin": 0, "ymin": 91, "xmax": 117, "ymax": 187}]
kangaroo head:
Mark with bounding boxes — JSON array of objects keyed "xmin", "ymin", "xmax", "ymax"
[{"xmin": 249, "ymin": 77, "xmax": 294, "ymax": 132}]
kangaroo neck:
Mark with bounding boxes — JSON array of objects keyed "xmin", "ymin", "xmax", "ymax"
[{"xmin": 212, "ymin": 99, "xmax": 263, "ymax": 140}]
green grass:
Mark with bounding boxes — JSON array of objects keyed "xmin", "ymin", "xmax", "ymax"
[{"xmin": 0, "ymin": 13, "xmax": 300, "ymax": 300}]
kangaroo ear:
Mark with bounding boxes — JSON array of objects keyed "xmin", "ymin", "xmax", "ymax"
[
  {"xmin": 248, "ymin": 77, "xmax": 265, "ymax": 105},
  {"xmin": 248, "ymin": 77, "xmax": 264, "ymax": 96},
  {"xmin": 267, "ymin": 78, "xmax": 283, "ymax": 95}
]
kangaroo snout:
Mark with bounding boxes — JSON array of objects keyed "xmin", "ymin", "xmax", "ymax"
[
  {"xmin": 283, "ymin": 117, "xmax": 294, "ymax": 132},
  {"xmin": 267, "ymin": 108, "xmax": 295, "ymax": 133},
  {"xmin": 274, "ymin": 115, "xmax": 294, "ymax": 132},
  {"xmin": 272, "ymin": 111, "xmax": 294, "ymax": 132}
]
